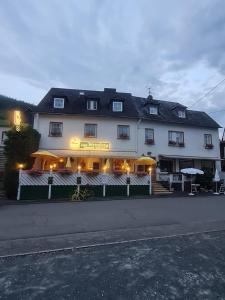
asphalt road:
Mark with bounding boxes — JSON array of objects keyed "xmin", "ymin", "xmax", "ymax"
[
  {"xmin": 1, "ymin": 196, "xmax": 225, "ymax": 241},
  {"xmin": 1, "ymin": 230, "xmax": 225, "ymax": 300}
]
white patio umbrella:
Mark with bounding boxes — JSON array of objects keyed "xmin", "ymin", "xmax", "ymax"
[
  {"xmin": 213, "ymin": 168, "xmax": 220, "ymax": 195},
  {"xmin": 180, "ymin": 168, "xmax": 204, "ymax": 196}
]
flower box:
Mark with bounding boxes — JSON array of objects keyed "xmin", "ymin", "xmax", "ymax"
[
  {"xmin": 86, "ymin": 170, "xmax": 99, "ymax": 176},
  {"xmin": 145, "ymin": 139, "xmax": 154, "ymax": 145},
  {"xmin": 136, "ymin": 171, "xmax": 148, "ymax": 176},
  {"xmin": 27, "ymin": 170, "xmax": 44, "ymax": 176},
  {"xmin": 118, "ymin": 134, "xmax": 129, "ymax": 139},
  {"xmin": 178, "ymin": 142, "xmax": 185, "ymax": 147},
  {"xmin": 205, "ymin": 144, "xmax": 214, "ymax": 149},
  {"xmin": 168, "ymin": 140, "xmax": 176, "ymax": 146},
  {"xmin": 58, "ymin": 169, "xmax": 73, "ymax": 175},
  {"xmin": 113, "ymin": 170, "xmax": 123, "ymax": 176}
]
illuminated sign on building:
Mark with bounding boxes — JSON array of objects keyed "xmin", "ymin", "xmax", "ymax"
[
  {"xmin": 70, "ymin": 138, "xmax": 110, "ymax": 151},
  {"xmin": 14, "ymin": 110, "xmax": 22, "ymax": 132}
]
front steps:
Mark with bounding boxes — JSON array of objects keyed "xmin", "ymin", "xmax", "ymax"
[{"xmin": 152, "ymin": 181, "xmax": 172, "ymax": 195}]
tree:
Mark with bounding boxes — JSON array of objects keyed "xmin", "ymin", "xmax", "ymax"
[{"xmin": 3, "ymin": 125, "xmax": 40, "ymax": 198}]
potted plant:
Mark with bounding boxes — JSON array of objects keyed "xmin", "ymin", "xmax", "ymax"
[{"xmin": 205, "ymin": 144, "xmax": 214, "ymax": 149}]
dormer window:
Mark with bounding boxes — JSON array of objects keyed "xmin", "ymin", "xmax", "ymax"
[
  {"xmin": 178, "ymin": 110, "xmax": 186, "ymax": 118},
  {"xmin": 149, "ymin": 105, "xmax": 158, "ymax": 115},
  {"xmin": 113, "ymin": 101, "xmax": 123, "ymax": 112},
  {"xmin": 53, "ymin": 97, "xmax": 64, "ymax": 109},
  {"xmin": 87, "ymin": 100, "xmax": 97, "ymax": 111}
]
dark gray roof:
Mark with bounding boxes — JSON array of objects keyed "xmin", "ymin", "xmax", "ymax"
[
  {"xmin": 133, "ymin": 96, "xmax": 221, "ymax": 128},
  {"xmin": 36, "ymin": 87, "xmax": 138, "ymax": 119},
  {"xmin": 36, "ymin": 87, "xmax": 220, "ymax": 129}
]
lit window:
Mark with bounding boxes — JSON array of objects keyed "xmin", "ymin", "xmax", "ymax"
[
  {"xmin": 145, "ymin": 128, "xmax": 154, "ymax": 144},
  {"xmin": 117, "ymin": 125, "xmax": 130, "ymax": 139},
  {"xmin": 1, "ymin": 131, "xmax": 7, "ymax": 145},
  {"xmin": 87, "ymin": 100, "xmax": 97, "ymax": 110},
  {"xmin": 149, "ymin": 105, "xmax": 158, "ymax": 115},
  {"xmin": 178, "ymin": 110, "xmax": 186, "ymax": 118},
  {"xmin": 49, "ymin": 122, "xmax": 63, "ymax": 137},
  {"xmin": 84, "ymin": 124, "xmax": 97, "ymax": 138},
  {"xmin": 53, "ymin": 98, "xmax": 64, "ymax": 109},
  {"xmin": 168, "ymin": 131, "xmax": 184, "ymax": 146},
  {"xmin": 113, "ymin": 101, "xmax": 123, "ymax": 112}
]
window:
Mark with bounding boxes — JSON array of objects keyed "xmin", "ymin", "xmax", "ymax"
[
  {"xmin": 117, "ymin": 125, "xmax": 130, "ymax": 139},
  {"xmin": 84, "ymin": 124, "xmax": 97, "ymax": 138},
  {"xmin": 204, "ymin": 134, "xmax": 213, "ymax": 149},
  {"xmin": 168, "ymin": 131, "xmax": 184, "ymax": 146},
  {"xmin": 87, "ymin": 100, "xmax": 97, "ymax": 110},
  {"xmin": 113, "ymin": 101, "xmax": 123, "ymax": 112},
  {"xmin": 145, "ymin": 128, "xmax": 154, "ymax": 144},
  {"xmin": 53, "ymin": 97, "xmax": 64, "ymax": 109},
  {"xmin": 1, "ymin": 131, "xmax": 7, "ymax": 145},
  {"xmin": 149, "ymin": 105, "xmax": 158, "ymax": 115},
  {"xmin": 178, "ymin": 110, "xmax": 186, "ymax": 118},
  {"xmin": 49, "ymin": 122, "xmax": 63, "ymax": 137},
  {"xmin": 179, "ymin": 160, "xmax": 194, "ymax": 169}
]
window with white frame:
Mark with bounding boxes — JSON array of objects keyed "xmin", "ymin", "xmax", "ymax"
[
  {"xmin": 149, "ymin": 105, "xmax": 158, "ymax": 115},
  {"xmin": 178, "ymin": 110, "xmax": 186, "ymax": 118},
  {"xmin": 49, "ymin": 122, "xmax": 63, "ymax": 137},
  {"xmin": 53, "ymin": 98, "xmax": 64, "ymax": 109},
  {"xmin": 204, "ymin": 134, "xmax": 212, "ymax": 145},
  {"xmin": 84, "ymin": 124, "xmax": 97, "ymax": 138},
  {"xmin": 168, "ymin": 131, "xmax": 184, "ymax": 144},
  {"xmin": 1, "ymin": 131, "xmax": 7, "ymax": 145},
  {"xmin": 112, "ymin": 101, "xmax": 123, "ymax": 112},
  {"xmin": 145, "ymin": 128, "xmax": 154, "ymax": 144},
  {"xmin": 117, "ymin": 125, "xmax": 130, "ymax": 139},
  {"xmin": 87, "ymin": 100, "xmax": 97, "ymax": 110}
]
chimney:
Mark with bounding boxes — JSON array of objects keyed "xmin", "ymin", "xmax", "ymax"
[{"xmin": 104, "ymin": 88, "xmax": 116, "ymax": 93}]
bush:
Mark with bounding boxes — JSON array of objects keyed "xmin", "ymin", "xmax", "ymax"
[
  {"xmin": 3, "ymin": 125, "xmax": 40, "ymax": 199},
  {"xmin": 195, "ymin": 168, "xmax": 214, "ymax": 189}
]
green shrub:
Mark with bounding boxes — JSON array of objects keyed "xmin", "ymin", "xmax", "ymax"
[
  {"xmin": 195, "ymin": 168, "xmax": 214, "ymax": 189},
  {"xmin": 3, "ymin": 125, "xmax": 40, "ymax": 199}
]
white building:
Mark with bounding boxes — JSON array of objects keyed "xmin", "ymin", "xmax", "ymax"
[
  {"xmin": 20, "ymin": 87, "xmax": 221, "ymax": 199},
  {"xmin": 33, "ymin": 88, "xmax": 220, "ymax": 174}
]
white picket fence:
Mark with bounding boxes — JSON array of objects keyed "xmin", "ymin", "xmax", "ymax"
[{"xmin": 20, "ymin": 171, "xmax": 150, "ymax": 186}]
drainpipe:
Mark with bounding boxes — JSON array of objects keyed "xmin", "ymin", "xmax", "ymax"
[{"xmin": 137, "ymin": 118, "xmax": 142, "ymax": 154}]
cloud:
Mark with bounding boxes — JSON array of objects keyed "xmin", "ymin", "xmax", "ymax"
[{"xmin": 0, "ymin": 0, "xmax": 225, "ymax": 129}]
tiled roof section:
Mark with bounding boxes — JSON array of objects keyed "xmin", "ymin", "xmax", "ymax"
[
  {"xmin": 133, "ymin": 97, "xmax": 220, "ymax": 128},
  {"xmin": 36, "ymin": 88, "xmax": 138, "ymax": 118},
  {"xmin": 36, "ymin": 88, "xmax": 220, "ymax": 128}
]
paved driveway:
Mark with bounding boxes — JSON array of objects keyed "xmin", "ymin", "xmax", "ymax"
[{"xmin": 1, "ymin": 196, "xmax": 225, "ymax": 241}]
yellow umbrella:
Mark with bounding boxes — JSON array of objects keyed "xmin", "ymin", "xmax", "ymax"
[
  {"xmin": 66, "ymin": 157, "xmax": 72, "ymax": 168},
  {"xmin": 136, "ymin": 155, "xmax": 156, "ymax": 165},
  {"xmin": 31, "ymin": 150, "xmax": 58, "ymax": 159},
  {"xmin": 105, "ymin": 159, "xmax": 110, "ymax": 169},
  {"xmin": 122, "ymin": 159, "xmax": 129, "ymax": 169}
]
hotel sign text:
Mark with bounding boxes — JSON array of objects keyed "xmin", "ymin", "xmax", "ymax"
[{"xmin": 70, "ymin": 138, "xmax": 110, "ymax": 151}]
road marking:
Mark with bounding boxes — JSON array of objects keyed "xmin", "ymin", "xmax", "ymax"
[{"xmin": 0, "ymin": 227, "xmax": 225, "ymax": 259}]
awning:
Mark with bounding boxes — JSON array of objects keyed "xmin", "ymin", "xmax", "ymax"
[
  {"xmin": 159, "ymin": 154, "xmax": 221, "ymax": 161},
  {"xmin": 41, "ymin": 149, "xmax": 139, "ymax": 159}
]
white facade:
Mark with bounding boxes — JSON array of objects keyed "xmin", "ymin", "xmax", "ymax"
[{"xmin": 33, "ymin": 113, "xmax": 221, "ymax": 171}]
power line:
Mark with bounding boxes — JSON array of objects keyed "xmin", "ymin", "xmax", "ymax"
[{"xmin": 189, "ymin": 77, "xmax": 225, "ymax": 108}]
